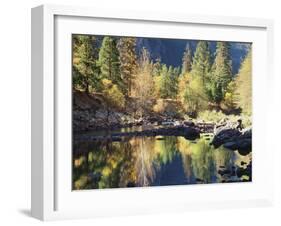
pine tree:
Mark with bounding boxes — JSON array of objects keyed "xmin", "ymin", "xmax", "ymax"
[
  {"xmin": 159, "ymin": 65, "xmax": 170, "ymax": 98},
  {"xmin": 210, "ymin": 41, "xmax": 232, "ymax": 105},
  {"xmin": 98, "ymin": 37, "xmax": 122, "ymax": 89},
  {"xmin": 182, "ymin": 44, "xmax": 192, "ymax": 74},
  {"xmin": 236, "ymin": 50, "xmax": 252, "ymax": 114},
  {"xmin": 170, "ymin": 66, "xmax": 180, "ymax": 98},
  {"xmin": 191, "ymin": 41, "xmax": 212, "ymax": 85},
  {"xmin": 158, "ymin": 65, "xmax": 179, "ymax": 99},
  {"xmin": 117, "ymin": 37, "xmax": 137, "ymax": 97},
  {"xmin": 72, "ymin": 35, "xmax": 100, "ymax": 93},
  {"xmin": 179, "ymin": 41, "xmax": 211, "ymax": 116}
]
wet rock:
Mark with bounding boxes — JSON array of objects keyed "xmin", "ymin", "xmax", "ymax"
[
  {"xmin": 211, "ymin": 128, "xmax": 241, "ymax": 148},
  {"xmin": 236, "ymin": 161, "xmax": 252, "ymax": 180},
  {"xmin": 184, "ymin": 121, "xmax": 195, "ymax": 127},
  {"xmin": 236, "ymin": 168, "xmax": 250, "ymax": 178},
  {"xmin": 211, "ymin": 126, "xmax": 252, "ymax": 154},
  {"xmin": 223, "ymin": 138, "xmax": 251, "ymax": 154},
  {"xmin": 242, "ymin": 127, "xmax": 252, "ymax": 138}
]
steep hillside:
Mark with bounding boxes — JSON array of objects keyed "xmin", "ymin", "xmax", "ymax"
[{"xmin": 136, "ymin": 38, "xmax": 250, "ymax": 74}]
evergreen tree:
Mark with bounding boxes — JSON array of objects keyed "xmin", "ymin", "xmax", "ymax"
[
  {"xmin": 159, "ymin": 64, "xmax": 169, "ymax": 98},
  {"xmin": 117, "ymin": 37, "xmax": 137, "ymax": 97},
  {"xmin": 182, "ymin": 41, "xmax": 211, "ymax": 115},
  {"xmin": 98, "ymin": 37, "xmax": 122, "ymax": 89},
  {"xmin": 236, "ymin": 50, "xmax": 252, "ymax": 114},
  {"xmin": 191, "ymin": 41, "xmax": 212, "ymax": 85},
  {"xmin": 210, "ymin": 41, "xmax": 232, "ymax": 105},
  {"xmin": 72, "ymin": 35, "xmax": 100, "ymax": 93},
  {"xmin": 182, "ymin": 44, "xmax": 192, "ymax": 74},
  {"xmin": 158, "ymin": 65, "xmax": 179, "ymax": 99},
  {"xmin": 167, "ymin": 66, "xmax": 178, "ymax": 98}
]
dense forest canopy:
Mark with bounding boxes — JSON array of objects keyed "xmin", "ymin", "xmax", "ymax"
[{"xmin": 72, "ymin": 34, "xmax": 252, "ymax": 121}]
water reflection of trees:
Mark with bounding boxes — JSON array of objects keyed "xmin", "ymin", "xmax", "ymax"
[
  {"xmin": 73, "ymin": 135, "xmax": 247, "ymax": 190},
  {"xmin": 131, "ymin": 137, "xmax": 156, "ymax": 186},
  {"xmin": 73, "ymin": 141, "xmax": 135, "ymax": 189}
]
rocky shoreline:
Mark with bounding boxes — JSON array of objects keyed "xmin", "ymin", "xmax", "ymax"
[
  {"xmin": 73, "ymin": 91, "xmax": 215, "ymax": 133},
  {"xmin": 211, "ymin": 126, "xmax": 252, "ymax": 155},
  {"xmin": 73, "ymin": 91, "xmax": 251, "ymax": 154},
  {"xmin": 74, "ymin": 120, "xmax": 251, "ymax": 155}
]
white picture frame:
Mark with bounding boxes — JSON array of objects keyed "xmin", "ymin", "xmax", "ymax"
[{"xmin": 31, "ymin": 4, "xmax": 274, "ymax": 221}]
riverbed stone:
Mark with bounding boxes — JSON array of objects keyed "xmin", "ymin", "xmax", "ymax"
[{"xmin": 211, "ymin": 125, "xmax": 252, "ymax": 155}]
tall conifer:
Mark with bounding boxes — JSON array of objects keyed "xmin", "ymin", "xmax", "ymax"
[
  {"xmin": 191, "ymin": 41, "xmax": 212, "ymax": 85},
  {"xmin": 98, "ymin": 37, "xmax": 122, "ymax": 89},
  {"xmin": 117, "ymin": 37, "xmax": 137, "ymax": 97},
  {"xmin": 210, "ymin": 41, "xmax": 232, "ymax": 105},
  {"xmin": 72, "ymin": 35, "xmax": 99, "ymax": 93}
]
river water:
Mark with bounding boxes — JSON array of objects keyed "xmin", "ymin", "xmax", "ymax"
[{"xmin": 73, "ymin": 127, "xmax": 252, "ymax": 190}]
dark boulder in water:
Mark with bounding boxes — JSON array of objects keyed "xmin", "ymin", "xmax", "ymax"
[
  {"xmin": 183, "ymin": 121, "xmax": 195, "ymax": 127},
  {"xmin": 211, "ymin": 128, "xmax": 241, "ymax": 148},
  {"xmin": 211, "ymin": 126, "xmax": 252, "ymax": 154},
  {"xmin": 236, "ymin": 161, "xmax": 252, "ymax": 181}
]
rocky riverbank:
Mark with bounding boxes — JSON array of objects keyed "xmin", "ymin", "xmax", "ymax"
[
  {"xmin": 73, "ymin": 91, "xmax": 251, "ymax": 155},
  {"xmin": 211, "ymin": 125, "xmax": 252, "ymax": 156},
  {"xmin": 73, "ymin": 90, "xmax": 215, "ymax": 133}
]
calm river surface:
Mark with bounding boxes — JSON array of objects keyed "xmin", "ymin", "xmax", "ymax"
[{"xmin": 73, "ymin": 127, "xmax": 252, "ymax": 190}]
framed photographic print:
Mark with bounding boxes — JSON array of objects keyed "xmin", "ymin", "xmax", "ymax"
[{"xmin": 31, "ymin": 4, "xmax": 274, "ymax": 221}]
